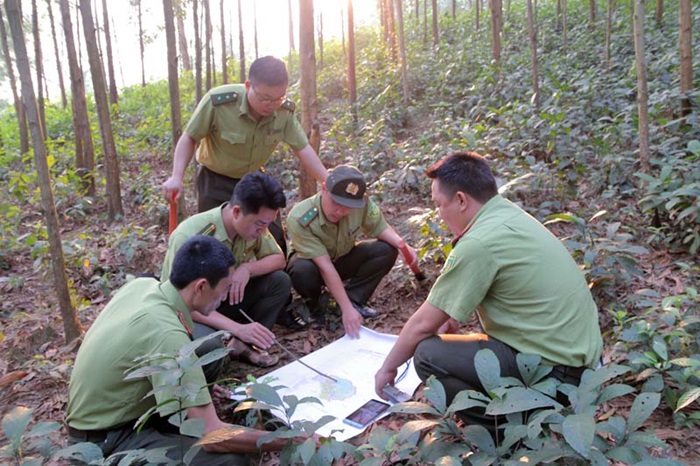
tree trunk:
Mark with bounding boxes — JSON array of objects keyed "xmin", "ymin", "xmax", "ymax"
[
  {"xmin": 633, "ymin": 0, "xmax": 650, "ymax": 176},
  {"xmin": 395, "ymin": 0, "xmax": 409, "ymax": 105},
  {"xmin": 238, "ymin": 0, "xmax": 245, "ymax": 81},
  {"xmin": 490, "ymin": 0, "xmax": 502, "ymax": 73},
  {"xmin": 101, "ymin": 0, "xmax": 118, "ymax": 105},
  {"xmin": 163, "ymin": 0, "xmax": 182, "ymax": 150},
  {"xmin": 46, "ymin": 0, "xmax": 67, "ymax": 109},
  {"xmin": 299, "ymin": 0, "xmax": 317, "ymax": 199},
  {"xmin": 431, "ymin": 0, "xmax": 438, "ymax": 47},
  {"xmin": 288, "ymin": 0, "xmax": 295, "ymax": 69},
  {"xmin": 204, "ymin": 0, "xmax": 211, "ymax": 91},
  {"xmin": 562, "ymin": 0, "xmax": 567, "ymax": 56},
  {"xmin": 175, "ymin": 0, "xmax": 191, "ymax": 71},
  {"xmin": 589, "ymin": 0, "xmax": 596, "ymax": 28},
  {"xmin": 79, "ymin": 0, "xmax": 123, "ymax": 220},
  {"xmin": 219, "ymin": 0, "xmax": 227, "ymax": 83},
  {"xmin": 253, "ymin": 0, "xmax": 258, "ymax": 59},
  {"xmin": 605, "ymin": 0, "xmax": 612, "ymax": 69},
  {"xmin": 387, "ymin": 0, "xmax": 397, "ymax": 60},
  {"xmin": 5, "ymin": 0, "xmax": 82, "ymax": 344},
  {"xmin": 31, "ymin": 0, "xmax": 46, "ymax": 138},
  {"xmin": 526, "ymin": 0, "xmax": 540, "ymax": 110},
  {"xmin": 475, "ymin": 0, "xmax": 480, "ymax": 32},
  {"xmin": 347, "ymin": 0, "xmax": 357, "ymax": 123},
  {"xmin": 0, "ymin": 7, "xmax": 29, "ymax": 154},
  {"xmin": 678, "ymin": 0, "xmax": 691, "ymax": 118},
  {"xmin": 137, "ymin": 0, "xmax": 146, "ymax": 87},
  {"xmin": 655, "ymin": 0, "xmax": 663, "ymax": 29},
  {"xmin": 193, "ymin": 0, "xmax": 202, "ymax": 101},
  {"xmin": 59, "ymin": 0, "xmax": 96, "ymax": 197},
  {"xmin": 341, "ymin": 3, "xmax": 346, "ymax": 60},
  {"xmin": 452, "ymin": 0, "xmax": 456, "ymax": 18}
]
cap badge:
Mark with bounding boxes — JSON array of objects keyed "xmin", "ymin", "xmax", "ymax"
[{"xmin": 346, "ymin": 183, "xmax": 359, "ymax": 196}]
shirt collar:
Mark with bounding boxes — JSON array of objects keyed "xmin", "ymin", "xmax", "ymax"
[
  {"xmin": 451, "ymin": 195, "xmax": 503, "ymax": 246},
  {"xmin": 314, "ymin": 193, "xmax": 330, "ymax": 227},
  {"xmin": 160, "ymin": 280, "xmax": 195, "ymax": 336}
]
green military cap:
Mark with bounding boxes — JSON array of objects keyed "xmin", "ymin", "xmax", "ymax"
[
  {"xmin": 211, "ymin": 91, "xmax": 238, "ymax": 106},
  {"xmin": 326, "ymin": 165, "xmax": 367, "ymax": 209}
]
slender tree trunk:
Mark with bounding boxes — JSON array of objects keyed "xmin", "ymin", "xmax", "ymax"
[
  {"xmin": 605, "ymin": 0, "xmax": 612, "ymax": 69},
  {"xmin": 475, "ymin": 0, "xmax": 480, "ymax": 32},
  {"xmin": 59, "ymin": 0, "xmax": 96, "ymax": 197},
  {"xmin": 526, "ymin": 0, "xmax": 540, "ymax": 109},
  {"xmin": 490, "ymin": 0, "xmax": 502, "ymax": 74},
  {"xmin": 431, "ymin": 0, "xmax": 438, "ymax": 47},
  {"xmin": 562, "ymin": 0, "xmax": 567, "ymax": 56},
  {"xmin": 204, "ymin": 0, "xmax": 211, "ymax": 90},
  {"xmin": 238, "ymin": 0, "xmax": 245, "ymax": 81},
  {"xmin": 253, "ymin": 0, "xmax": 258, "ymax": 59},
  {"xmin": 341, "ymin": 3, "xmax": 346, "ymax": 60},
  {"xmin": 163, "ymin": 0, "xmax": 182, "ymax": 149},
  {"xmin": 5, "ymin": 0, "xmax": 82, "ymax": 344},
  {"xmin": 317, "ymin": 9, "xmax": 324, "ymax": 69},
  {"xmin": 194, "ymin": 0, "xmax": 202, "ymax": 101},
  {"xmin": 299, "ymin": 0, "xmax": 317, "ymax": 199},
  {"xmin": 46, "ymin": 0, "xmax": 67, "ymax": 109},
  {"xmin": 210, "ymin": 27, "xmax": 216, "ymax": 87},
  {"xmin": 75, "ymin": 1, "xmax": 82, "ymax": 64},
  {"xmin": 655, "ymin": 0, "xmax": 663, "ymax": 29},
  {"xmin": 387, "ymin": 0, "xmax": 397, "ymax": 60},
  {"xmin": 137, "ymin": 0, "xmax": 146, "ymax": 87},
  {"xmin": 633, "ymin": 0, "xmax": 650, "ymax": 175},
  {"xmin": 219, "ymin": 0, "xmax": 227, "ymax": 83},
  {"xmin": 395, "ymin": 0, "xmax": 409, "ymax": 105},
  {"xmin": 101, "ymin": 0, "xmax": 118, "ymax": 105},
  {"xmin": 678, "ymin": 0, "xmax": 692, "ymax": 118},
  {"xmin": 288, "ymin": 0, "xmax": 295, "ymax": 69},
  {"xmin": 415, "ymin": 0, "xmax": 419, "ymax": 18},
  {"xmin": 422, "ymin": 0, "xmax": 427, "ymax": 45},
  {"xmin": 452, "ymin": 0, "xmax": 456, "ymax": 18},
  {"xmin": 79, "ymin": 0, "xmax": 123, "ymax": 220},
  {"xmin": 175, "ymin": 0, "xmax": 191, "ymax": 71},
  {"xmin": 31, "ymin": 0, "xmax": 46, "ymax": 138},
  {"xmin": 589, "ymin": 0, "xmax": 596, "ymax": 28},
  {"xmin": 347, "ymin": 0, "xmax": 357, "ymax": 123},
  {"xmin": 0, "ymin": 8, "xmax": 29, "ymax": 154}
]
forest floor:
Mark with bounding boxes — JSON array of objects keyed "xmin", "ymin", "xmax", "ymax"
[{"xmin": 1, "ymin": 155, "xmax": 699, "ymax": 465}]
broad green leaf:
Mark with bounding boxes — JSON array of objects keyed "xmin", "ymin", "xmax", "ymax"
[
  {"xmin": 423, "ymin": 376, "xmax": 447, "ymax": 413},
  {"xmin": 598, "ymin": 384, "xmax": 636, "ymax": 404},
  {"xmin": 191, "ymin": 347, "xmax": 229, "ymax": 368},
  {"xmin": 606, "ymin": 446, "xmax": 642, "ymax": 464},
  {"xmin": 298, "ymin": 437, "xmax": 317, "ymax": 464},
  {"xmin": 445, "ymin": 390, "xmax": 488, "ymax": 415},
  {"xmin": 462, "ymin": 425, "xmax": 495, "ymax": 455},
  {"xmin": 474, "ymin": 349, "xmax": 501, "ymax": 393},
  {"xmin": 26, "ymin": 421, "xmax": 61, "ymax": 438},
  {"xmin": 651, "ymin": 337, "xmax": 668, "ymax": 361},
  {"xmin": 562, "ymin": 414, "xmax": 595, "ymax": 458},
  {"xmin": 516, "ymin": 353, "xmax": 541, "ymax": 385},
  {"xmin": 486, "ymin": 387, "xmax": 561, "ymax": 416},
  {"xmin": 674, "ymin": 387, "xmax": 700, "ymax": 412},
  {"xmin": 246, "ymin": 383, "xmax": 284, "ymax": 407},
  {"xmin": 628, "ymin": 392, "xmax": 660, "ymax": 432},
  {"xmin": 2, "ymin": 407, "xmax": 32, "ymax": 447},
  {"xmin": 52, "ymin": 442, "xmax": 104, "ymax": 463},
  {"xmin": 397, "ymin": 419, "xmax": 439, "ymax": 442}
]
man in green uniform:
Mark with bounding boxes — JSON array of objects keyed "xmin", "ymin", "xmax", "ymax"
[
  {"xmin": 66, "ymin": 236, "xmax": 294, "ymax": 464},
  {"xmin": 161, "ymin": 56, "xmax": 327, "ymax": 253},
  {"xmin": 162, "ymin": 172, "xmax": 294, "ymax": 368},
  {"xmin": 287, "ymin": 165, "xmax": 418, "ymax": 339},
  {"xmin": 374, "ymin": 152, "xmax": 603, "ymax": 437}
]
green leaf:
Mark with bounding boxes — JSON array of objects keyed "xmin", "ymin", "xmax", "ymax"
[
  {"xmin": 475, "ymin": 349, "xmax": 501, "ymax": 393},
  {"xmin": 562, "ymin": 414, "xmax": 595, "ymax": 458},
  {"xmin": 606, "ymin": 446, "xmax": 642, "ymax": 463},
  {"xmin": 628, "ymin": 392, "xmax": 660, "ymax": 432},
  {"xmin": 397, "ymin": 419, "xmax": 439, "ymax": 442},
  {"xmin": 598, "ymin": 384, "xmax": 636, "ymax": 404},
  {"xmin": 298, "ymin": 437, "xmax": 317, "ymax": 464},
  {"xmin": 445, "ymin": 390, "xmax": 488, "ymax": 415},
  {"xmin": 486, "ymin": 387, "xmax": 562, "ymax": 416},
  {"xmin": 674, "ymin": 387, "xmax": 700, "ymax": 412},
  {"xmin": 651, "ymin": 337, "xmax": 668, "ymax": 361},
  {"xmin": 516, "ymin": 353, "xmax": 542, "ymax": 385},
  {"xmin": 191, "ymin": 347, "xmax": 229, "ymax": 368},
  {"xmin": 462, "ymin": 425, "xmax": 495, "ymax": 455},
  {"xmin": 26, "ymin": 422, "xmax": 61, "ymax": 438},
  {"xmin": 52, "ymin": 442, "xmax": 105, "ymax": 463},
  {"xmin": 246, "ymin": 383, "xmax": 284, "ymax": 407},
  {"xmin": 423, "ymin": 376, "xmax": 447, "ymax": 413},
  {"xmin": 2, "ymin": 407, "xmax": 32, "ymax": 448}
]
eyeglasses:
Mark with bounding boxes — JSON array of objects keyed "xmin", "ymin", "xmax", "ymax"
[{"xmin": 253, "ymin": 86, "xmax": 286, "ymax": 105}]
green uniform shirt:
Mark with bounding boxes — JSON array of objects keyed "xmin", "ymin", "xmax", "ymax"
[
  {"xmin": 66, "ymin": 279, "xmax": 211, "ymax": 431},
  {"xmin": 161, "ymin": 204, "xmax": 282, "ymax": 282},
  {"xmin": 287, "ymin": 192, "xmax": 388, "ymax": 261},
  {"xmin": 427, "ymin": 196, "xmax": 603, "ymax": 368},
  {"xmin": 186, "ymin": 84, "xmax": 309, "ymax": 179}
]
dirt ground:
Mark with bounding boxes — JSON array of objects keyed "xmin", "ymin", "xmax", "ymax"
[{"xmin": 1, "ymin": 158, "xmax": 699, "ymax": 464}]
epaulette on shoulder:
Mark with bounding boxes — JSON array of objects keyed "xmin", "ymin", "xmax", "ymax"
[
  {"xmin": 211, "ymin": 91, "xmax": 238, "ymax": 106},
  {"xmin": 297, "ymin": 207, "xmax": 318, "ymax": 227},
  {"xmin": 196, "ymin": 223, "xmax": 217, "ymax": 236},
  {"xmin": 281, "ymin": 99, "xmax": 295, "ymax": 112}
]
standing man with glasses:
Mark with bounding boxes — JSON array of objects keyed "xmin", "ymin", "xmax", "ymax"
[{"xmin": 162, "ymin": 56, "xmax": 327, "ymax": 254}]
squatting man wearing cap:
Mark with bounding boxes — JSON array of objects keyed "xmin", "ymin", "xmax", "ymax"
[
  {"xmin": 286, "ymin": 164, "xmax": 419, "ymax": 339},
  {"xmin": 161, "ymin": 172, "xmax": 291, "ymax": 368},
  {"xmin": 374, "ymin": 152, "xmax": 603, "ymax": 437},
  {"xmin": 66, "ymin": 236, "xmax": 302, "ymax": 465}
]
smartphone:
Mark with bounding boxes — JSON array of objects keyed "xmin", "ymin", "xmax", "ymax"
[
  {"xmin": 342, "ymin": 399, "xmax": 391, "ymax": 429},
  {"xmin": 382, "ymin": 385, "xmax": 412, "ymax": 403}
]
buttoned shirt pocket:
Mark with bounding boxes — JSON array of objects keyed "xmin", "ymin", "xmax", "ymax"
[
  {"xmin": 264, "ymin": 129, "xmax": 284, "ymax": 146},
  {"xmin": 221, "ymin": 131, "xmax": 247, "ymax": 146}
]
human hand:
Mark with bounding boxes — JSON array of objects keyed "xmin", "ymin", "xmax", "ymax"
[
  {"xmin": 233, "ymin": 322, "xmax": 275, "ymax": 349},
  {"xmin": 399, "ymin": 244, "xmax": 419, "ymax": 267},
  {"xmin": 341, "ymin": 305, "xmax": 362, "ymax": 339},
  {"xmin": 438, "ymin": 318, "xmax": 460, "ymax": 334},
  {"xmin": 374, "ymin": 367, "xmax": 398, "ymax": 400},
  {"xmin": 162, "ymin": 176, "xmax": 183, "ymax": 201},
  {"xmin": 229, "ymin": 265, "xmax": 251, "ymax": 305}
]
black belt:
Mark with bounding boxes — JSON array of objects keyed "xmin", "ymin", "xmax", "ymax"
[
  {"xmin": 67, "ymin": 425, "xmax": 110, "ymax": 443},
  {"xmin": 552, "ymin": 364, "xmax": 586, "ymax": 380}
]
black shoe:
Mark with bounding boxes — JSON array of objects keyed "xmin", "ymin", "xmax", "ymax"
[
  {"xmin": 278, "ymin": 303, "xmax": 311, "ymax": 330},
  {"xmin": 351, "ymin": 301, "xmax": 379, "ymax": 319}
]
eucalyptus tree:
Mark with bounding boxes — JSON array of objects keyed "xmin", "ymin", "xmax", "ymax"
[
  {"xmin": 490, "ymin": 0, "xmax": 502, "ymax": 75},
  {"xmin": 45, "ymin": 0, "xmax": 67, "ymax": 109},
  {"xmin": 193, "ymin": 0, "xmax": 202, "ymax": 101},
  {"xmin": 31, "ymin": 0, "xmax": 46, "ymax": 138},
  {"xmin": 0, "ymin": 7, "xmax": 29, "ymax": 153},
  {"xmin": 299, "ymin": 0, "xmax": 318, "ymax": 199},
  {"xmin": 203, "ymin": 0, "xmax": 211, "ymax": 90},
  {"xmin": 526, "ymin": 0, "xmax": 540, "ymax": 109},
  {"xmin": 79, "ymin": 0, "xmax": 124, "ymax": 220},
  {"xmin": 131, "ymin": 0, "xmax": 146, "ymax": 87},
  {"xmin": 347, "ymin": 0, "xmax": 357, "ymax": 122},
  {"xmin": 237, "ymin": 0, "xmax": 245, "ymax": 81},
  {"xmin": 219, "ymin": 0, "xmax": 227, "ymax": 83},
  {"xmin": 633, "ymin": 0, "xmax": 650, "ymax": 175},
  {"xmin": 5, "ymin": 0, "xmax": 82, "ymax": 344},
  {"xmin": 679, "ymin": 0, "xmax": 692, "ymax": 118},
  {"xmin": 288, "ymin": 0, "xmax": 294, "ymax": 69},
  {"xmin": 163, "ymin": 0, "xmax": 182, "ymax": 151},
  {"xmin": 175, "ymin": 0, "xmax": 191, "ymax": 71},
  {"xmin": 396, "ymin": 0, "xmax": 409, "ymax": 105},
  {"xmin": 431, "ymin": 0, "xmax": 438, "ymax": 47},
  {"xmin": 101, "ymin": 0, "xmax": 118, "ymax": 105}
]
